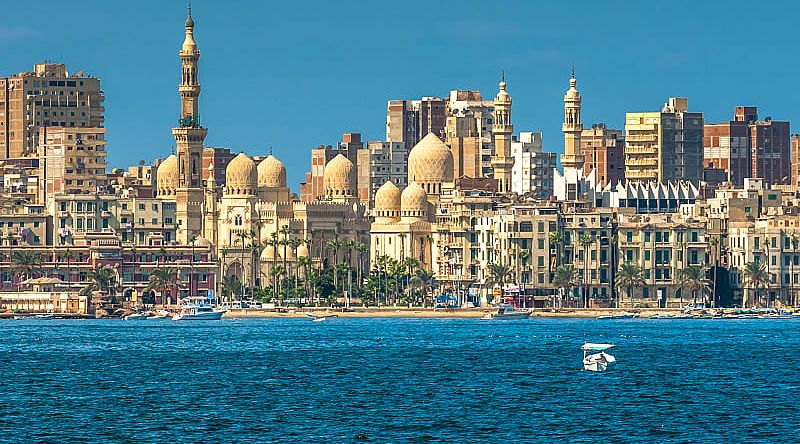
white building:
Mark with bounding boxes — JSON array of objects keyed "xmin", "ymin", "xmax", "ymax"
[{"xmin": 511, "ymin": 132, "xmax": 556, "ymax": 197}]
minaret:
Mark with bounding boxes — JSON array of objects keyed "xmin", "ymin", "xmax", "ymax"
[
  {"xmin": 560, "ymin": 67, "xmax": 584, "ymax": 175},
  {"xmin": 172, "ymin": 3, "xmax": 208, "ymax": 244},
  {"xmin": 491, "ymin": 72, "xmax": 514, "ymax": 194}
]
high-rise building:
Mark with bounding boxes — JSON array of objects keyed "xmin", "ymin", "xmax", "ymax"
[
  {"xmin": 581, "ymin": 123, "xmax": 625, "ymax": 188},
  {"xmin": 358, "ymin": 141, "xmax": 408, "ymax": 208},
  {"xmin": 704, "ymin": 107, "xmax": 790, "ymax": 186},
  {"xmin": 202, "ymin": 147, "xmax": 235, "ymax": 186},
  {"xmin": 511, "ymin": 132, "xmax": 555, "ymax": 197},
  {"xmin": 704, "ymin": 115, "xmax": 750, "ymax": 186},
  {"xmin": 171, "ymin": 6, "xmax": 208, "ymax": 244},
  {"xmin": 0, "ymin": 63, "xmax": 104, "ymax": 160},
  {"xmin": 38, "ymin": 127, "xmax": 107, "ymax": 204},
  {"xmin": 444, "ymin": 90, "xmax": 495, "ymax": 179},
  {"xmin": 624, "ymin": 98, "xmax": 703, "ymax": 183},
  {"xmin": 386, "ymin": 97, "xmax": 446, "ymax": 147},
  {"xmin": 792, "ymin": 135, "xmax": 800, "ymax": 187}
]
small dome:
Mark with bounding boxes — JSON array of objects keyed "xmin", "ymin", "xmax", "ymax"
[
  {"xmin": 297, "ymin": 243, "xmax": 309, "ymax": 258},
  {"xmin": 564, "ymin": 73, "xmax": 580, "ymax": 101},
  {"xmin": 260, "ymin": 245, "xmax": 282, "ymax": 262},
  {"xmin": 225, "ymin": 153, "xmax": 257, "ymax": 196},
  {"xmin": 407, "ymin": 133, "xmax": 454, "ymax": 191},
  {"xmin": 374, "ymin": 181, "xmax": 401, "ymax": 212},
  {"xmin": 495, "ymin": 79, "xmax": 511, "ymax": 104},
  {"xmin": 323, "ymin": 154, "xmax": 355, "ymax": 198},
  {"xmin": 257, "ymin": 155, "xmax": 287, "ymax": 188},
  {"xmin": 401, "ymin": 182, "xmax": 428, "ymax": 219},
  {"xmin": 156, "ymin": 155, "xmax": 178, "ymax": 196}
]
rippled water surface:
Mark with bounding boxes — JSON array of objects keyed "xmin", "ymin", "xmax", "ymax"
[{"xmin": 1, "ymin": 317, "xmax": 798, "ymax": 443}]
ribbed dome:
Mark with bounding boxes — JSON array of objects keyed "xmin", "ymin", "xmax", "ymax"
[
  {"xmin": 323, "ymin": 154, "xmax": 355, "ymax": 198},
  {"xmin": 257, "ymin": 155, "xmax": 286, "ymax": 188},
  {"xmin": 408, "ymin": 133, "xmax": 454, "ymax": 194},
  {"xmin": 156, "ymin": 155, "xmax": 178, "ymax": 197},
  {"xmin": 297, "ymin": 243, "xmax": 309, "ymax": 258},
  {"xmin": 225, "ymin": 153, "xmax": 257, "ymax": 196},
  {"xmin": 260, "ymin": 245, "xmax": 282, "ymax": 262},
  {"xmin": 401, "ymin": 182, "xmax": 428, "ymax": 220},
  {"xmin": 375, "ymin": 181, "xmax": 401, "ymax": 211}
]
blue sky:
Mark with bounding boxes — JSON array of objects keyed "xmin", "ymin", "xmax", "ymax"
[{"xmin": 1, "ymin": 0, "xmax": 797, "ymax": 191}]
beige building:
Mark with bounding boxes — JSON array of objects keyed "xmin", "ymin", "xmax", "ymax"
[
  {"xmin": 38, "ymin": 126, "xmax": 107, "ymax": 204},
  {"xmin": 0, "ymin": 63, "xmax": 104, "ymax": 160},
  {"xmin": 624, "ymin": 98, "xmax": 704, "ymax": 183}
]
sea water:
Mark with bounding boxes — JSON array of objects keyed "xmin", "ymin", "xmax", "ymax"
[{"xmin": 0, "ymin": 317, "xmax": 798, "ymax": 443}]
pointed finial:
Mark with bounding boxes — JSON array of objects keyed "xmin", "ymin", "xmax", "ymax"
[
  {"xmin": 571, "ymin": 65, "xmax": 575, "ymax": 79},
  {"xmin": 185, "ymin": 1, "xmax": 195, "ymax": 28},
  {"xmin": 269, "ymin": 145, "xmax": 273, "ymax": 156},
  {"xmin": 188, "ymin": 0, "xmax": 192, "ymax": 17},
  {"xmin": 501, "ymin": 69, "xmax": 505, "ymax": 83}
]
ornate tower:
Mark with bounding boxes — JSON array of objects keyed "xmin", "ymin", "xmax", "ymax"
[
  {"xmin": 491, "ymin": 72, "xmax": 514, "ymax": 194},
  {"xmin": 560, "ymin": 67, "xmax": 584, "ymax": 175},
  {"xmin": 172, "ymin": 5, "xmax": 208, "ymax": 244}
]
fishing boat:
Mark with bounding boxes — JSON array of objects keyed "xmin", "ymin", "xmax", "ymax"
[
  {"xmin": 582, "ymin": 343, "xmax": 616, "ymax": 372},
  {"xmin": 305, "ymin": 311, "xmax": 338, "ymax": 322},
  {"xmin": 481, "ymin": 303, "xmax": 531, "ymax": 320},
  {"xmin": 172, "ymin": 298, "xmax": 225, "ymax": 321}
]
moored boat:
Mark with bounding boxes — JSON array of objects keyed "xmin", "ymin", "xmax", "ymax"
[
  {"xmin": 482, "ymin": 304, "xmax": 531, "ymax": 320},
  {"xmin": 172, "ymin": 298, "xmax": 226, "ymax": 321}
]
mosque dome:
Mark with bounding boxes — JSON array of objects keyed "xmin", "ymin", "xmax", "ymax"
[
  {"xmin": 260, "ymin": 244, "xmax": 281, "ymax": 262},
  {"xmin": 400, "ymin": 182, "xmax": 428, "ymax": 220},
  {"xmin": 374, "ymin": 181, "xmax": 401, "ymax": 219},
  {"xmin": 407, "ymin": 133, "xmax": 454, "ymax": 194},
  {"xmin": 225, "ymin": 153, "xmax": 257, "ymax": 196},
  {"xmin": 257, "ymin": 155, "xmax": 287, "ymax": 188},
  {"xmin": 495, "ymin": 77, "xmax": 511, "ymax": 104},
  {"xmin": 297, "ymin": 243, "xmax": 309, "ymax": 258},
  {"xmin": 323, "ymin": 154, "xmax": 355, "ymax": 198},
  {"xmin": 156, "ymin": 155, "xmax": 178, "ymax": 197}
]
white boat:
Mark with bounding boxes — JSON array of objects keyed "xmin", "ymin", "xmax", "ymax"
[
  {"xmin": 305, "ymin": 311, "xmax": 338, "ymax": 321},
  {"xmin": 172, "ymin": 298, "xmax": 226, "ymax": 321},
  {"xmin": 582, "ymin": 343, "xmax": 616, "ymax": 372},
  {"xmin": 124, "ymin": 313, "xmax": 148, "ymax": 321},
  {"xmin": 482, "ymin": 304, "xmax": 531, "ymax": 320}
]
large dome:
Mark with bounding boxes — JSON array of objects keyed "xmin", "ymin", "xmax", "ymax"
[
  {"xmin": 323, "ymin": 154, "xmax": 355, "ymax": 198},
  {"xmin": 257, "ymin": 155, "xmax": 287, "ymax": 188},
  {"xmin": 260, "ymin": 244, "xmax": 282, "ymax": 262},
  {"xmin": 156, "ymin": 155, "xmax": 178, "ymax": 197},
  {"xmin": 225, "ymin": 153, "xmax": 257, "ymax": 196},
  {"xmin": 407, "ymin": 133, "xmax": 454, "ymax": 194},
  {"xmin": 400, "ymin": 181, "xmax": 428, "ymax": 220},
  {"xmin": 297, "ymin": 243, "xmax": 309, "ymax": 258}
]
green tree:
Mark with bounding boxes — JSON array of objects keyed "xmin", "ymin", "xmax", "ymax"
[
  {"xmin": 327, "ymin": 235, "xmax": 343, "ymax": 292},
  {"xmin": 552, "ymin": 264, "xmax": 580, "ymax": 308},
  {"xmin": 741, "ymin": 260, "xmax": 769, "ymax": 308},
  {"xmin": 676, "ymin": 265, "xmax": 711, "ymax": 307},
  {"xmin": 616, "ymin": 262, "xmax": 645, "ymax": 309},
  {"xmin": 145, "ymin": 267, "xmax": 178, "ymax": 305},
  {"xmin": 61, "ymin": 249, "xmax": 76, "ymax": 285},
  {"xmin": 409, "ymin": 269, "xmax": 436, "ymax": 307},
  {"xmin": 11, "ymin": 251, "xmax": 43, "ymax": 289},
  {"xmin": 578, "ymin": 233, "xmax": 595, "ymax": 308}
]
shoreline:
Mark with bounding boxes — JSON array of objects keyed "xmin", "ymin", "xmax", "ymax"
[{"xmin": 224, "ymin": 308, "xmax": 685, "ymax": 319}]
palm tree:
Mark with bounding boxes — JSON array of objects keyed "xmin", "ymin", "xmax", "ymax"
[
  {"xmin": 409, "ymin": 269, "xmax": 436, "ymax": 307},
  {"xmin": 518, "ymin": 249, "xmax": 530, "ymax": 287},
  {"xmin": 221, "ymin": 274, "xmax": 242, "ymax": 302},
  {"xmin": 388, "ymin": 259, "xmax": 405, "ymax": 304},
  {"xmin": 356, "ymin": 242, "xmax": 368, "ymax": 293},
  {"xmin": 327, "ymin": 235, "xmax": 343, "ymax": 292},
  {"xmin": 676, "ymin": 265, "xmax": 711, "ymax": 307},
  {"xmin": 267, "ymin": 232, "xmax": 279, "ymax": 296},
  {"xmin": 145, "ymin": 267, "xmax": 178, "ymax": 305},
  {"xmin": 741, "ymin": 260, "xmax": 769, "ymax": 308},
  {"xmin": 279, "ymin": 225, "xmax": 291, "ymax": 298},
  {"xmin": 486, "ymin": 263, "xmax": 513, "ymax": 303},
  {"xmin": 85, "ymin": 265, "xmax": 118, "ymax": 303},
  {"xmin": 11, "ymin": 251, "xmax": 43, "ymax": 289},
  {"xmin": 578, "ymin": 233, "xmax": 596, "ymax": 308},
  {"xmin": 616, "ymin": 262, "xmax": 645, "ymax": 309},
  {"xmin": 549, "ymin": 231, "xmax": 564, "ymax": 268},
  {"xmin": 297, "ymin": 255, "xmax": 313, "ymax": 303},
  {"xmin": 707, "ymin": 235, "xmax": 719, "ymax": 307},
  {"xmin": 552, "ymin": 264, "xmax": 580, "ymax": 308},
  {"xmin": 61, "ymin": 249, "xmax": 76, "ymax": 286}
]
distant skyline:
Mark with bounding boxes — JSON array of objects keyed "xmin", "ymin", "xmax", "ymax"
[{"xmin": 1, "ymin": 0, "xmax": 799, "ymax": 191}]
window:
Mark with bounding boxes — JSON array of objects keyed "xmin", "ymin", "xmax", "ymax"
[
  {"xmin": 139, "ymin": 204, "xmax": 145, "ymax": 210},
  {"xmin": 645, "ymin": 250, "xmax": 651, "ymax": 261},
  {"xmin": 102, "ymin": 218, "xmax": 109, "ymax": 229},
  {"xmin": 152, "ymin": 218, "xmax": 158, "ymax": 225},
  {"xmin": 152, "ymin": 204, "xmax": 158, "ymax": 212}
]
